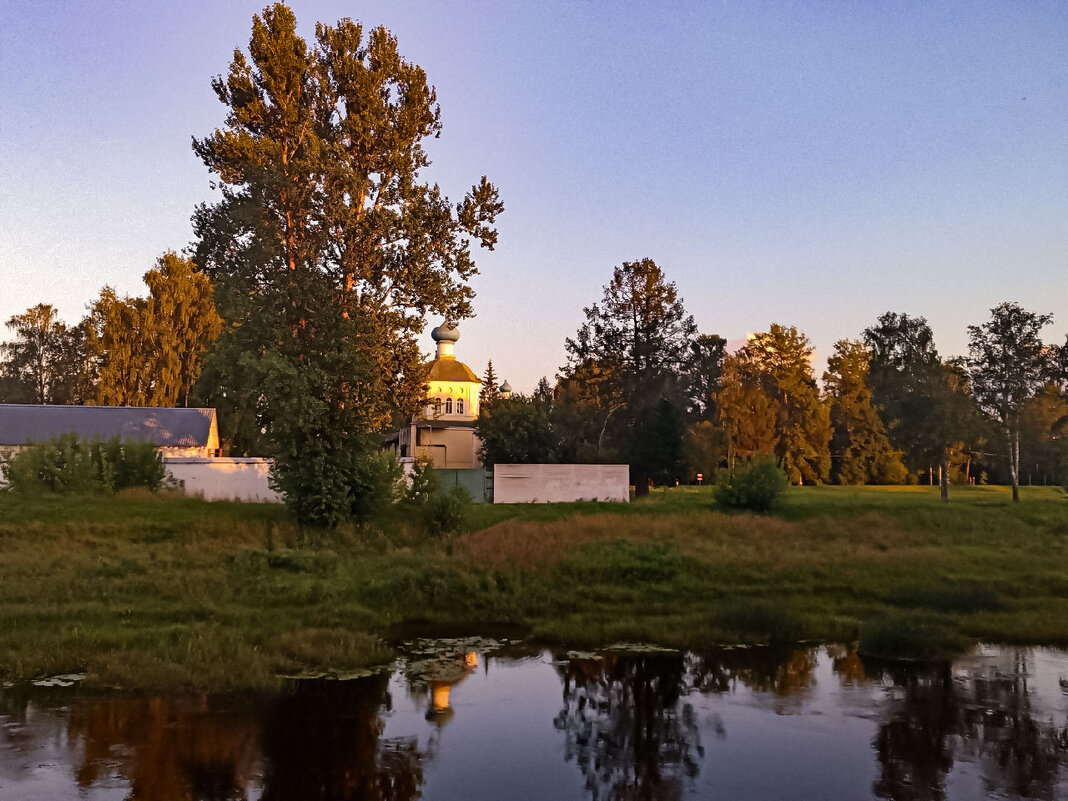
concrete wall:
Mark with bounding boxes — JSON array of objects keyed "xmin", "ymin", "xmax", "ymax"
[
  {"xmin": 492, "ymin": 464, "xmax": 629, "ymax": 504},
  {"xmin": 164, "ymin": 457, "xmax": 281, "ymax": 503}
]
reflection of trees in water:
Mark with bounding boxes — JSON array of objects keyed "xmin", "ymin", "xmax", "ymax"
[
  {"xmin": 684, "ymin": 646, "xmax": 818, "ymax": 707},
  {"xmin": 867, "ymin": 650, "xmax": 1068, "ymax": 801},
  {"xmin": 554, "ymin": 652, "xmax": 703, "ymax": 801},
  {"xmin": 19, "ymin": 674, "xmax": 422, "ymax": 801},
  {"xmin": 65, "ymin": 693, "xmax": 261, "ymax": 801},
  {"xmin": 261, "ymin": 674, "xmax": 423, "ymax": 801}
]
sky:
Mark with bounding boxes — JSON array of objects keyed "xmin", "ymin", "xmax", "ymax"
[{"xmin": 2, "ymin": 1, "xmax": 1067, "ymax": 392}]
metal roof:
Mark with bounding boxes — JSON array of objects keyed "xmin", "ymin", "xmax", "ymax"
[
  {"xmin": 0, "ymin": 405, "xmax": 217, "ymax": 448},
  {"xmin": 427, "ymin": 357, "xmax": 480, "ymax": 383}
]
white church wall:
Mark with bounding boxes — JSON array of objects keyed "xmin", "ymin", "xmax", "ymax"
[
  {"xmin": 164, "ymin": 457, "xmax": 282, "ymax": 503},
  {"xmin": 492, "ymin": 464, "xmax": 629, "ymax": 504}
]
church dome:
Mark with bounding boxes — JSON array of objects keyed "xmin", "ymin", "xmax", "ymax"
[{"xmin": 431, "ymin": 324, "xmax": 460, "ymax": 343}]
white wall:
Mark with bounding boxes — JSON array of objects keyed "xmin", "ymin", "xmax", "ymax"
[
  {"xmin": 164, "ymin": 457, "xmax": 281, "ymax": 503},
  {"xmin": 492, "ymin": 464, "xmax": 629, "ymax": 504}
]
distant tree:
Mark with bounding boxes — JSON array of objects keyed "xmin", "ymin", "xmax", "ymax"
[
  {"xmin": 682, "ymin": 420, "xmax": 725, "ymax": 482},
  {"xmin": 533, "ymin": 376, "xmax": 554, "ymax": 407},
  {"xmin": 92, "ymin": 254, "xmax": 222, "ymax": 407},
  {"xmin": 716, "ymin": 353, "xmax": 779, "ymax": 468},
  {"xmin": 0, "ymin": 304, "xmax": 89, "ymax": 404},
  {"xmin": 561, "ymin": 258, "xmax": 696, "ymax": 494},
  {"xmin": 1018, "ymin": 384, "xmax": 1068, "ymax": 486},
  {"xmin": 475, "ymin": 394, "xmax": 555, "ymax": 467},
  {"xmin": 823, "ymin": 339, "xmax": 907, "ymax": 484},
  {"xmin": 91, "ymin": 288, "xmax": 150, "ymax": 406},
  {"xmin": 865, "ymin": 312, "xmax": 979, "ymax": 501},
  {"xmin": 722, "ymin": 325, "xmax": 830, "ymax": 484},
  {"xmin": 967, "ymin": 302, "xmax": 1054, "ymax": 503},
  {"xmin": 142, "ymin": 252, "xmax": 223, "ymax": 407},
  {"xmin": 480, "ymin": 360, "xmax": 501, "ymax": 405},
  {"xmin": 683, "ymin": 333, "xmax": 727, "ymax": 422}
]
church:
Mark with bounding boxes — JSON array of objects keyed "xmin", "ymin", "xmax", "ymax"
[{"xmin": 391, "ymin": 323, "xmax": 505, "ymax": 469}]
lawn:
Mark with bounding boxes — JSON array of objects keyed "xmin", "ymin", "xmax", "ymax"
[{"xmin": 1, "ymin": 483, "xmax": 1065, "ymax": 689}]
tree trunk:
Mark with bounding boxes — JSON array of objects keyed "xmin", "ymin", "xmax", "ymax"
[
  {"xmin": 1010, "ymin": 426, "xmax": 1020, "ymax": 503},
  {"xmin": 939, "ymin": 451, "xmax": 949, "ymax": 503}
]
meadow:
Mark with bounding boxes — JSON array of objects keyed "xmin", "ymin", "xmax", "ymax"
[{"xmin": 1, "ymin": 483, "xmax": 1066, "ymax": 690}]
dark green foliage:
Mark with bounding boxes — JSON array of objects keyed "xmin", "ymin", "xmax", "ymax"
[
  {"xmin": 401, "ymin": 462, "xmax": 471, "ymax": 536},
  {"xmin": 824, "ymin": 339, "xmax": 907, "ymax": 485},
  {"xmin": 712, "ymin": 600, "xmax": 806, "ymax": 643},
  {"xmin": 713, "ymin": 455, "xmax": 789, "ymax": 511},
  {"xmin": 403, "ymin": 460, "xmax": 439, "ymax": 506},
  {"xmin": 192, "ymin": 4, "xmax": 500, "ymax": 522},
  {"xmin": 475, "ymin": 394, "xmax": 556, "ymax": 466},
  {"xmin": 560, "ymin": 259, "xmax": 697, "ymax": 493},
  {"xmin": 0, "ymin": 304, "xmax": 92, "ymax": 404},
  {"xmin": 422, "ymin": 487, "xmax": 472, "ymax": 537},
  {"xmin": 566, "ymin": 540, "xmax": 682, "ymax": 584},
  {"xmin": 859, "ymin": 613, "xmax": 969, "ymax": 662},
  {"xmin": 2, "ymin": 434, "xmax": 165, "ymax": 494},
  {"xmin": 864, "ymin": 312, "xmax": 981, "ymax": 501},
  {"xmin": 627, "ymin": 394, "xmax": 686, "ymax": 486},
  {"xmin": 968, "ymin": 302, "xmax": 1055, "ymax": 503},
  {"xmin": 684, "ymin": 333, "xmax": 727, "ymax": 422},
  {"xmin": 718, "ymin": 325, "xmax": 830, "ymax": 484},
  {"xmin": 885, "ymin": 581, "xmax": 1004, "ymax": 614}
]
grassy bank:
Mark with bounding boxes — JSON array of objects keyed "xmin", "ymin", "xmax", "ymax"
[{"xmin": 1, "ymin": 484, "xmax": 1066, "ymax": 690}]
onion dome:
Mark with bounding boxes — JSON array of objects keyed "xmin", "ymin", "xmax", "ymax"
[
  {"xmin": 500, "ymin": 380, "xmax": 512, "ymax": 394},
  {"xmin": 431, "ymin": 324, "xmax": 460, "ymax": 343}
]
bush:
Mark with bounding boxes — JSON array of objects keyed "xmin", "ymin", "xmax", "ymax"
[
  {"xmin": 1, "ymin": 433, "xmax": 165, "ymax": 494},
  {"xmin": 713, "ymin": 455, "xmax": 788, "ymax": 512},
  {"xmin": 858, "ymin": 613, "xmax": 969, "ymax": 662},
  {"xmin": 422, "ymin": 486, "xmax": 472, "ymax": 537}
]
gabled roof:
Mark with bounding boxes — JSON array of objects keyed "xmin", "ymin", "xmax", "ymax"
[
  {"xmin": 0, "ymin": 405, "xmax": 217, "ymax": 448},
  {"xmin": 428, "ymin": 357, "xmax": 480, "ymax": 383}
]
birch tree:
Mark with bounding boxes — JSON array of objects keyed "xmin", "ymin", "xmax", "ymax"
[{"xmin": 967, "ymin": 302, "xmax": 1054, "ymax": 503}]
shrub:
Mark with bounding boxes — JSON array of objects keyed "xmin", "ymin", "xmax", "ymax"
[
  {"xmin": 858, "ymin": 613, "xmax": 969, "ymax": 662},
  {"xmin": 1, "ymin": 433, "xmax": 165, "ymax": 494},
  {"xmin": 712, "ymin": 600, "xmax": 806, "ymax": 643},
  {"xmin": 422, "ymin": 486, "xmax": 472, "ymax": 537},
  {"xmin": 713, "ymin": 455, "xmax": 788, "ymax": 512}
]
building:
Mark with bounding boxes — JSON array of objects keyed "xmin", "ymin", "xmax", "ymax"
[
  {"xmin": 392, "ymin": 324, "xmax": 485, "ymax": 469},
  {"xmin": 0, "ymin": 404, "xmax": 220, "ymax": 458}
]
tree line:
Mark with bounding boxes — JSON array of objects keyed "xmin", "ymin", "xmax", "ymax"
[
  {"xmin": 475, "ymin": 259, "xmax": 1064, "ymax": 502},
  {"xmin": 2, "ymin": 2, "xmax": 1060, "ymax": 522},
  {"xmin": 0, "ymin": 252, "xmax": 221, "ymax": 408}
]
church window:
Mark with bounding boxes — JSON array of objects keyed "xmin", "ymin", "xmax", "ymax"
[
  {"xmin": 457, "ymin": 399, "xmax": 464, "ymax": 415},
  {"xmin": 445, "ymin": 398, "xmax": 453, "ymax": 414}
]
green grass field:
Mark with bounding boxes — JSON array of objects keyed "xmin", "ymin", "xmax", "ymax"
[{"xmin": 1, "ymin": 483, "xmax": 1066, "ymax": 689}]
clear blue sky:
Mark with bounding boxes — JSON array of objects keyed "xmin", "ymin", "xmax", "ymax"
[{"xmin": 2, "ymin": 1, "xmax": 1066, "ymax": 391}]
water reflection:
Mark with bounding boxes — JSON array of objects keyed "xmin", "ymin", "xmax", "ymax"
[
  {"xmin": 261, "ymin": 675, "xmax": 423, "ymax": 801},
  {"xmin": 869, "ymin": 650, "xmax": 1068, "ymax": 801},
  {"xmin": 2, "ymin": 644, "xmax": 1068, "ymax": 800},
  {"xmin": 555, "ymin": 651, "xmax": 703, "ymax": 800}
]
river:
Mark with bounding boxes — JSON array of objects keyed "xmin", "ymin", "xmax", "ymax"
[{"xmin": 2, "ymin": 640, "xmax": 1067, "ymax": 799}]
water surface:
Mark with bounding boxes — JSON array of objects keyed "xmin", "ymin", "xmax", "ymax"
[{"xmin": 3, "ymin": 641, "xmax": 1068, "ymax": 800}]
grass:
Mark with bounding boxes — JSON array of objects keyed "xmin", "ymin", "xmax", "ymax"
[{"xmin": 1, "ymin": 483, "xmax": 1067, "ymax": 690}]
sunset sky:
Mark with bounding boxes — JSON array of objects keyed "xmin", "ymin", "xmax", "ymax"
[{"xmin": 2, "ymin": 1, "xmax": 1066, "ymax": 391}]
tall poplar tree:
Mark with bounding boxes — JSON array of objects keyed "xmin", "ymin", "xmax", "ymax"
[
  {"xmin": 192, "ymin": 4, "xmax": 501, "ymax": 523},
  {"xmin": 92, "ymin": 254, "xmax": 221, "ymax": 407}
]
